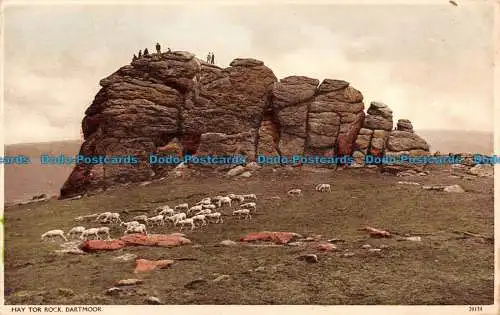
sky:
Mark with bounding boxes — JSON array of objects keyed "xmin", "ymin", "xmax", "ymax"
[{"xmin": 2, "ymin": 0, "xmax": 496, "ymax": 144}]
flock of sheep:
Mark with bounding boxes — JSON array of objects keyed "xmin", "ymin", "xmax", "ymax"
[
  {"xmin": 39, "ymin": 193, "xmax": 259, "ymax": 242},
  {"xmin": 39, "ymin": 183, "xmax": 332, "ymax": 243}
]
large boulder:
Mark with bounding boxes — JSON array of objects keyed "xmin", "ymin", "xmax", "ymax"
[
  {"xmin": 386, "ymin": 130, "xmax": 430, "ymax": 152},
  {"xmin": 60, "ymin": 51, "xmax": 431, "ymax": 198}
]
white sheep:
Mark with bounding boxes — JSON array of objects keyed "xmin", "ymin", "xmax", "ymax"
[
  {"xmin": 240, "ymin": 202, "xmax": 257, "ymax": 212},
  {"xmin": 147, "ymin": 214, "xmax": 164, "ymax": 226},
  {"xmin": 175, "ymin": 203, "xmax": 189, "ymax": 211},
  {"xmin": 212, "ymin": 195, "xmax": 223, "ymax": 202},
  {"xmin": 95, "ymin": 212, "xmax": 121, "ymax": 224},
  {"xmin": 132, "ymin": 215, "xmax": 148, "ymax": 223},
  {"xmin": 196, "ymin": 198, "xmax": 211, "ymax": 205},
  {"xmin": 242, "ymin": 193, "xmax": 257, "ymax": 201},
  {"xmin": 121, "ymin": 221, "xmax": 140, "ymax": 230},
  {"xmin": 108, "ymin": 212, "xmax": 122, "ymax": 223},
  {"xmin": 315, "ymin": 184, "xmax": 331, "ymax": 192},
  {"xmin": 232, "ymin": 209, "xmax": 251, "ymax": 220},
  {"xmin": 95, "ymin": 212, "xmax": 112, "ymax": 222},
  {"xmin": 80, "ymin": 228, "xmax": 100, "ymax": 240},
  {"xmin": 158, "ymin": 208, "xmax": 175, "ymax": 216},
  {"xmin": 156, "ymin": 205, "xmax": 172, "ymax": 213},
  {"xmin": 67, "ymin": 226, "xmax": 86, "ymax": 239},
  {"xmin": 287, "ymin": 189, "xmax": 303, "ymax": 197},
  {"xmin": 194, "ymin": 209, "xmax": 212, "ymax": 216},
  {"xmin": 217, "ymin": 196, "xmax": 232, "ymax": 208},
  {"xmin": 168, "ymin": 213, "xmax": 187, "ymax": 225},
  {"xmin": 206, "ymin": 212, "xmax": 223, "ymax": 223},
  {"xmin": 125, "ymin": 223, "xmax": 147, "ymax": 235},
  {"xmin": 176, "ymin": 218, "xmax": 196, "ymax": 231},
  {"xmin": 202, "ymin": 204, "xmax": 216, "ymax": 210},
  {"xmin": 97, "ymin": 226, "xmax": 111, "ymax": 240},
  {"xmin": 41, "ymin": 229, "xmax": 68, "ymax": 242},
  {"xmin": 227, "ymin": 193, "xmax": 245, "ymax": 203},
  {"xmin": 187, "ymin": 205, "xmax": 203, "ymax": 215},
  {"xmin": 232, "ymin": 195, "xmax": 245, "ymax": 203},
  {"xmin": 191, "ymin": 214, "xmax": 207, "ymax": 227}
]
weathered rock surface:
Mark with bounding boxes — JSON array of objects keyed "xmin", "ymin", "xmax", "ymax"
[
  {"xmin": 134, "ymin": 259, "xmax": 174, "ymax": 273},
  {"xmin": 61, "ymin": 51, "xmax": 430, "ymax": 197}
]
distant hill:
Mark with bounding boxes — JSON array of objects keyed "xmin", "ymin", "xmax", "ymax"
[
  {"xmin": 3, "ymin": 130, "xmax": 493, "ymax": 204},
  {"xmin": 4, "ymin": 140, "xmax": 83, "ymax": 204},
  {"xmin": 416, "ymin": 129, "xmax": 493, "ymax": 155}
]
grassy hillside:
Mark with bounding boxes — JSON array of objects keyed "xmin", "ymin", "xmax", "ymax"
[{"xmin": 4, "ymin": 166, "xmax": 494, "ymax": 304}]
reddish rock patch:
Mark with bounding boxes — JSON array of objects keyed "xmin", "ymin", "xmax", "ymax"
[
  {"xmin": 120, "ymin": 233, "xmax": 192, "ymax": 247},
  {"xmin": 239, "ymin": 231, "xmax": 302, "ymax": 244},
  {"xmin": 315, "ymin": 243, "xmax": 337, "ymax": 252},
  {"xmin": 79, "ymin": 240, "xmax": 127, "ymax": 252},
  {"xmin": 134, "ymin": 259, "xmax": 174, "ymax": 273}
]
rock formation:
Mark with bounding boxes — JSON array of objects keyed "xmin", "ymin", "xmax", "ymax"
[{"xmin": 60, "ymin": 50, "xmax": 430, "ymax": 198}]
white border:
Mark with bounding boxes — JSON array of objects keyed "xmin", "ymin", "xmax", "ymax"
[{"xmin": 0, "ymin": 0, "xmax": 498, "ymax": 314}]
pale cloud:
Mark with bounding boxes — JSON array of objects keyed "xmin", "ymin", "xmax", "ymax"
[{"xmin": 2, "ymin": 2, "xmax": 494, "ymax": 144}]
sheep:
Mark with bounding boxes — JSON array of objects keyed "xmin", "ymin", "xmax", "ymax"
[
  {"xmin": 120, "ymin": 221, "xmax": 140, "ymax": 230},
  {"xmin": 212, "ymin": 195, "xmax": 223, "ymax": 202},
  {"xmin": 227, "ymin": 193, "xmax": 245, "ymax": 203},
  {"xmin": 156, "ymin": 205, "xmax": 174, "ymax": 214},
  {"xmin": 230, "ymin": 194, "xmax": 245, "ymax": 203},
  {"xmin": 315, "ymin": 184, "xmax": 331, "ymax": 192},
  {"xmin": 191, "ymin": 214, "xmax": 207, "ymax": 227},
  {"xmin": 97, "ymin": 226, "xmax": 111, "ymax": 240},
  {"xmin": 217, "ymin": 196, "xmax": 232, "ymax": 208},
  {"xmin": 95, "ymin": 212, "xmax": 112, "ymax": 222},
  {"xmin": 206, "ymin": 212, "xmax": 223, "ymax": 223},
  {"xmin": 194, "ymin": 209, "xmax": 212, "ymax": 216},
  {"xmin": 187, "ymin": 205, "xmax": 203, "ymax": 215},
  {"xmin": 202, "ymin": 204, "xmax": 216, "ymax": 210},
  {"xmin": 196, "ymin": 197, "xmax": 211, "ymax": 205},
  {"xmin": 242, "ymin": 194, "xmax": 257, "ymax": 201},
  {"xmin": 80, "ymin": 228, "xmax": 100, "ymax": 240},
  {"xmin": 287, "ymin": 189, "xmax": 303, "ymax": 197},
  {"xmin": 168, "ymin": 213, "xmax": 187, "ymax": 225},
  {"xmin": 240, "ymin": 202, "xmax": 257, "ymax": 212},
  {"xmin": 67, "ymin": 226, "xmax": 86, "ymax": 239},
  {"xmin": 132, "ymin": 215, "xmax": 148, "ymax": 223},
  {"xmin": 158, "ymin": 208, "xmax": 175, "ymax": 216},
  {"xmin": 124, "ymin": 223, "xmax": 147, "ymax": 235},
  {"xmin": 95, "ymin": 212, "xmax": 121, "ymax": 224},
  {"xmin": 75, "ymin": 213, "xmax": 98, "ymax": 222},
  {"xmin": 108, "ymin": 212, "xmax": 122, "ymax": 223},
  {"xmin": 146, "ymin": 214, "xmax": 164, "ymax": 226},
  {"xmin": 41, "ymin": 229, "xmax": 68, "ymax": 242},
  {"xmin": 176, "ymin": 218, "xmax": 196, "ymax": 231},
  {"xmin": 175, "ymin": 203, "xmax": 189, "ymax": 211},
  {"xmin": 232, "ymin": 209, "xmax": 251, "ymax": 220}
]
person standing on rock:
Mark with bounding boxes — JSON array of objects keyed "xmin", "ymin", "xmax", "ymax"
[
  {"xmin": 138, "ymin": 50, "xmax": 142, "ymax": 58},
  {"xmin": 211, "ymin": 52, "xmax": 215, "ymax": 64},
  {"xmin": 132, "ymin": 54, "xmax": 138, "ymax": 61},
  {"xmin": 155, "ymin": 42, "xmax": 161, "ymax": 54},
  {"xmin": 206, "ymin": 52, "xmax": 211, "ymax": 63},
  {"xmin": 144, "ymin": 48, "xmax": 150, "ymax": 56}
]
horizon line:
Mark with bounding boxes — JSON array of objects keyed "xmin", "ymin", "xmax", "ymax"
[{"xmin": 3, "ymin": 128, "xmax": 494, "ymax": 146}]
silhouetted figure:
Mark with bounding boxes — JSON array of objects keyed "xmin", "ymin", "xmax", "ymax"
[
  {"xmin": 144, "ymin": 48, "xmax": 150, "ymax": 56},
  {"xmin": 206, "ymin": 52, "xmax": 211, "ymax": 63},
  {"xmin": 167, "ymin": 47, "xmax": 171, "ymax": 53},
  {"xmin": 156, "ymin": 42, "xmax": 161, "ymax": 54},
  {"xmin": 132, "ymin": 54, "xmax": 138, "ymax": 61},
  {"xmin": 138, "ymin": 50, "xmax": 142, "ymax": 58},
  {"xmin": 211, "ymin": 52, "xmax": 215, "ymax": 64}
]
